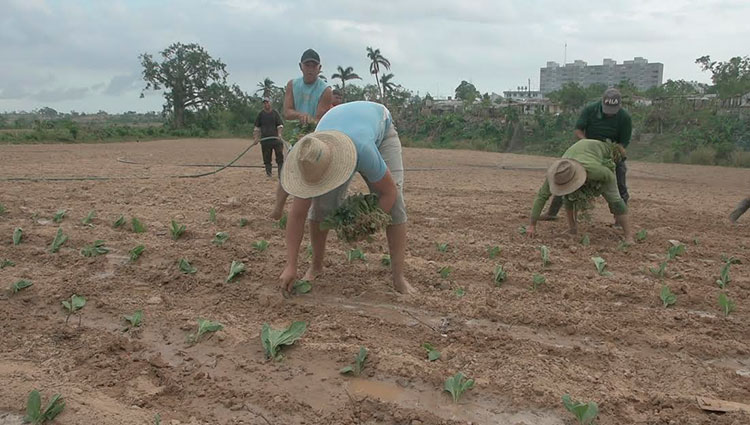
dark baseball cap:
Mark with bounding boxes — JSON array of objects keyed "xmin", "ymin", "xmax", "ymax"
[
  {"xmin": 300, "ymin": 48, "xmax": 320, "ymax": 64},
  {"xmin": 602, "ymin": 88, "xmax": 622, "ymax": 114}
]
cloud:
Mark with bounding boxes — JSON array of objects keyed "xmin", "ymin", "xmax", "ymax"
[
  {"xmin": 34, "ymin": 87, "xmax": 90, "ymax": 102},
  {"xmin": 104, "ymin": 74, "xmax": 142, "ymax": 96}
]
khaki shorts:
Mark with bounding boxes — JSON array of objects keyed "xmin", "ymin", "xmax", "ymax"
[{"xmin": 308, "ymin": 123, "xmax": 407, "ymax": 225}]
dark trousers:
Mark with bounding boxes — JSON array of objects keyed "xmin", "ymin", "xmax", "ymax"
[
  {"xmin": 547, "ymin": 159, "xmax": 629, "ymax": 216},
  {"xmin": 261, "ymin": 140, "xmax": 283, "ymax": 176}
]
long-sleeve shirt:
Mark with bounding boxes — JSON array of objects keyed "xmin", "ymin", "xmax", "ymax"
[{"xmin": 531, "ymin": 139, "xmax": 628, "ymax": 220}]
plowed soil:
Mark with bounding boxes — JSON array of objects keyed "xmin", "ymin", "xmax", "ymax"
[{"xmin": 1, "ymin": 139, "xmax": 749, "ymax": 425}]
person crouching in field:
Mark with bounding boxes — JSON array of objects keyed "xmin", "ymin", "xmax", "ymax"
[
  {"xmin": 527, "ymin": 138, "xmax": 634, "ymax": 244},
  {"xmin": 730, "ymin": 197, "xmax": 750, "ymax": 222},
  {"xmin": 277, "ymin": 101, "xmax": 415, "ymax": 295}
]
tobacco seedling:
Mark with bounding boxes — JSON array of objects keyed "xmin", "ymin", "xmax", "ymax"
[
  {"xmin": 540, "ymin": 245, "xmax": 551, "ymax": 267},
  {"xmin": 0, "ymin": 203, "xmax": 4, "ymax": 215},
  {"xmin": 80, "ymin": 240, "xmax": 109, "ymax": 257},
  {"xmin": 123, "ymin": 310, "xmax": 143, "ymax": 329},
  {"xmin": 340, "ymin": 346, "xmax": 368, "ymax": 376},
  {"xmin": 617, "ymin": 241, "xmax": 630, "ymax": 252},
  {"xmin": 562, "ymin": 394, "xmax": 599, "ymax": 425},
  {"xmin": 188, "ymin": 318, "xmax": 223, "ymax": 344},
  {"xmin": 261, "ymin": 321, "xmax": 307, "ymax": 360},
  {"xmin": 129, "ymin": 245, "xmax": 145, "ymax": 262},
  {"xmin": 169, "ymin": 220, "xmax": 186, "ymax": 240},
  {"xmin": 667, "ymin": 243, "xmax": 686, "ymax": 260},
  {"xmin": 209, "ymin": 207, "xmax": 216, "ymax": 223},
  {"xmin": 252, "ymin": 240, "xmax": 269, "ymax": 252},
  {"xmin": 239, "ymin": 217, "xmax": 249, "ymax": 227},
  {"xmin": 493, "ymin": 264, "xmax": 507, "ymax": 286},
  {"xmin": 436, "ymin": 243, "xmax": 448, "ymax": 252},
  {"xmin": 53, "ymin": 209, "xmax": 67, "ymax": 223},
  {"xmin": 10, "ymin": 279, "xmax": 33, "ymax": 294},
  {"xmin": 720, "ymin": 255, "xmax": 741, "ymax": 265},
  {"xmin": 212, "ymin": 232, "xmax": 229, "ymax": 246},
  {"xmin": 422, "ymin": 342, "xmax": 441, "ymax": 361},
  {"xmin": 178, "ymin": 258, "xmax": 197, "ymax": 274},
  {"xmin": 61, "ymin": 294, "xmax": 86, "ymax": 325},
  {"xmin": 487, "ymin": 245, "xmax": 501, "ymax": 258},
  {"xmin": 454, "ymin": 287, "xmax": 466, "ymax": 298},
  {"xmin": 716, "ymin": 262, "xmax": 732, "ymax": 289},
  {"xmin": 636, "ymin": 229, "xmax": 647, "ymax": 242},
  {"xmin": 113, "ymin": 215, "xmax": 125, "ymax": 228},
  {"xmin": 649, "ymin": 262, "xmax": 667, "ymax": 279},
  {"xmin": 518, "ymin": 225, "xmax": 527, "ymax": 235},
  {"xmin": 347, "ymin": 248, "xmax": 365, "ymax": 262},
  {"xmin": 49, "ymin": 228, "xmax": 68, "ymax": 253},
  {"xmin": 13, "ymin": 227, "xmax": 23, "ymax": 245},
  {"xmin": 580, "ymin": 234, "xmax": 590, "ymax": 246},
  {"xmin": 532, "ymin": 273, "xmax": 546, "ymax": 290},
  {"xmin": 225, "ymin": 260, "xmax": 245, "ymax": 282},
  {"xmin": 439, "ymin": 266, "xmax": 453, "ymax": 279},
  {"xmin": 81, "ymin": 210, "xmax": 96, "ymax": 225},
  {"xmin": 381, "ymin": 254, "xmax": 391, "ymax": 266},
  {"xmin": 444, "ymin": 372, "xmax": 474, "ymax": 403},
  {"xmin": 23, "ymin": 389, "xmax": 65, "ymax": 425},
  {"xmin": 591, "ymin": 256, "xmax": 612, "ymax": 276},
  {"xmin": 660, "ymin": 285, "xmax": 676, "ymax": 307},
  {"xmin": 131, "ymin": 217, "xmax": 146, "ymax": 233},
  {"xmin": 273, "ymin": 213, "xmax": 287, "ymax": 230},
  {"xmin": 292, "ymin": 280, "xmax": 312, "ymax": 294},
  {"xmin": 1, "ymin": 259, "xmax": 15, "ymax": 269},
  {"xmin": 718, "ymin": 293, "xmax": 735, "ymax": 317},
  {"xmin": 154, "ymin": 414, "xmax": 161, "ymax": 425},
  {"xmin": 692, "ymin": 237, "xmax": 700, "ymax": 245}
]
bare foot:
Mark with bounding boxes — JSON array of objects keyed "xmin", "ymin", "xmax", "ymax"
[
  {"xmin": 393, "ymin": 277, "xmax": 417, "ymax": 295},
  {"xmin": 303, "ymin": 266, "xmax": 323, "ymax": 282}
]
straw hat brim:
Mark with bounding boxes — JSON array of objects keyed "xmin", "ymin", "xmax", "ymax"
[
  {"xmin": 547, "ymin": 159, "xmax": 587, "ymax": 196},
  {"xmin": 281, "ymin": 130, "xmax": 357, "ymax": 199}
]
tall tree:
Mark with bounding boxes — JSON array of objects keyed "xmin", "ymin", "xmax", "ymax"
[
  {"xmin": 696, "ymin": 55, "xmax": 750, "ymax": 97},
  {"xmin": 139, "ymin": 42, "xmax": 228, "ymax": 128},
  {"xmin": 379, "ymin": 73, "xmax": 398, "ymax": 103},
  {"xmin": 331, "ymin": 66, "xmax": 362, "ymax": 101},
  {"xmin": 454, "ymin": 80, "xmax": 480, "ymax": 103},
  {"xmin": 366, "ymin": 47, "xmax": 391, "ymax": 101},
  {"xmin": 256, "ymin": 77, "xmax": 277, "ymax": 97}
]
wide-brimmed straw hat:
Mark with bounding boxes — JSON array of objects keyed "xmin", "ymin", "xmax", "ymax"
[
  {"xmin": 281, "ymin": 130, "xmax": 357, "ymax": 199},
  {"xmin": 547, "ymin": 158, "xmax": 587, "ymax": 196}
]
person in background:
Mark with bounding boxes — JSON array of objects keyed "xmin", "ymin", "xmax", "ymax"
[{"xmin": 253, "ymin": 97, "xmax": 284, "ymax": 178}]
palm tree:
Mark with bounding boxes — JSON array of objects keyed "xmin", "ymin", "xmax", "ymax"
[
  {"xmin": 366, "ymin": 47, "xmax": 391, "ymax": 101},
  {"xmin": 256, "ymin": 77, "xmax": 276, "ymax": 97},
  {"xmin": 379, "ymin": 73, "xmax": 398, "ymax": 103},
  {"xmin": 331, "ymin": 66, "xmax": 362, "ymax": 101}
]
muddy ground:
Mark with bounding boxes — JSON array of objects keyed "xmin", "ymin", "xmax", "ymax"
[{"xmin": 1, "ymin": 138, "xmax": 749, "ymax": 425}]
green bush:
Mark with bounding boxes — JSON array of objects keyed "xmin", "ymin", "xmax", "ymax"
[
  {"xmin": 730, "ymin": 150, "xmax": 750, "ymax": 168},
  {"xmin": 688, "ymin": 146, "xmax": 716, "ymax": 165}
]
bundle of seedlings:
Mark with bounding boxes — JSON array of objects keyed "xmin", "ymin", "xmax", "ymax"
[
  {"xmin": 321, "ymin": 193, "xmax": 391, "ymax": 243},
  {"xmin": 564, "ymin": 181, "xmax": 603, "ymax": 222}
]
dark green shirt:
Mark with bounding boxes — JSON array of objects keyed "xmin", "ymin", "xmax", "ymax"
[{"xmin": 575, "ymin": 101, "xmax": 632, "ymax": 147}]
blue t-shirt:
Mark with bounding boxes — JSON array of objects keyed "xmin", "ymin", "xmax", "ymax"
[
  {"xmin": 316, "ymin": 101, "xmax": 391, "ymax": 182},
  {"xmin": 292, "ymin": 77, "xmax": 328, "ymax": 117}
]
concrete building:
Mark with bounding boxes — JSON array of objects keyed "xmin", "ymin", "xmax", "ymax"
[{"xmin": 540, "ymin": 57, "xmax": 663, "ymax": 94}]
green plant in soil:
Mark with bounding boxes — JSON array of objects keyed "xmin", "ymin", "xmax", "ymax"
[
  {"xmin": 0, "ymin": 203, "xmax": 5, "ymax": 215},
  {"xmin": 591, "ymin": 256, "xmax": 612, "ymax": 276},
  {"xmin": 454, "ymin": 287, "xmax": 466, "ymax": 298},
  {"xmin": 178, "ymin": 258, "xmax": 197, "ymax": 274},
  {"xmin": 252, "ymin": 240, "xmax": 269, "ymax": 252},
  {"xmin": 123, "ymin": 310, "xmax": 143, "ymax": 329},
  {"xmin": 381, "ymin": 254, "xmax": 391, "ymax": 266},
  {"xmin": 169, "ymin": 220, "xmax": 186, "ymax": 240},
  {"xmin": 436, "ymin": 243, "xmax": 448, "ymax": 252},
  {"xmin": 649, "ymin": 261, "xmax": 667, "ymax": 279},
  {"xmin": 487, "ymin": 245, "xmax": 501, "ymax": 258},
  {"xmin": 493, "ymin": 264, "xmax": 507, "ymax": 286},
  {"xmin": 225, "ymin": 260, "xmax": 245, "ymax": 282},
  {"xmin": 540, "ymin": 245, "xmax": 551, "ymax": 267},
  {"xmin": 532, "ymin": 273, "xmax": 546, "ymax": 290},
  {"xmin": 61, "ymin": 294, "xmax": 86, "ymax": 325},
  {"xmin": 261, "ymin": 321, "xmax": 307, "ymax": 360},
  {"xmin": 81, "ymin": 210, "xmax": 96, "ymax": 226},
  {"xmin": 49, "ymin": 228, "xmax": 68, "ymax": 253},
  {"xmin": 564, "ymin": 181, "xmax": 603, "ymax": 222},
  {"xmin": 188, "ymin": 318, "xmax": 223, "ymax": 344},
  {"xmin": 346, "ymin": 248, "xmax": 365, "ymax": 262},
  {"xmin": 718, "ymin": 293, "xmax": 735, "ymax": 317},
  {"xmin": 129, "ymin": 245, "xmax": 145, "ymax": 262},
  {"xmin": 320, "ymin": 193, "xmax": 391, "ymax": 243},
  {"xmin": 212, "ymin": 232, "xmax": 229, "ymax": 246},
  {"xmin": 13, "ymin": 227, "xmax": 23, "ymax": 245},
  {"xmin": 635, "ymin": 229, "xmax": 647, "ymax": 242},
  {"xmin": 562, "ymin": 394, "xmax": 599, "ymax": 425},
  {"xmin": 617, "ymin": 241, "xmax": 630, "ymax": 252},
  {"xmin": 439, "ymin": 266, "xmax": 453, "ymax": 279},
  {"xmin": 23, "ymin": 389, "xmax": 65, "ymax": 424},
  {"xmin": 422, "ymin": 343, "xmax": 441, "ymax": 361},
  {"xmin": 667, "ymin": 243, "xmax": 686, "ymax": 260},
  {"xmin": 53, "ymin": 209, "xmax": 67, "ymax": 223},
  {"xmin": 340, "ymin": 346, "xmax": 368, "ymax": 376},
  {"xmin": 239, "ymin": 217, "xmax": 249, "ymax": 227},
  {"xmin": 716, "ymin": 258, "xmax": 737, "ymax": 289},
  {"xmin": 580, "ymin": 234, "xmax": 590, "ymax": 246},
  {"xmin": 9, "ymin": 279, "xmax": 33, "ymax": 294},
  {"xmin": 1, "ymin": 259, "xmax": 15, "ymax": 269},
  {"xmin": 113, "ymin": 215, "xmax": 125, "ymax": 228},
  {"xmin": 209, "ymin": 207, "xmax": 217, "ymax": 223},
  {"xmin": 660, "ymin": 285, "xmax": 676, "ymax": 307},
  {"xmin": 292, "ymin": 280, "xmax": 312, "ymax": 294},
  {"xmin": 80, "ymin": 240, "xmax": 109, "ymax": 257},
  {"xmin": 444, "ymin": 372, "xmax": 474, "ymax": 403},
  {"xmin": 131, "ymin": 217, "xmax": 146, "ymax": 233},
  {"xmin": 274, "ymin": 213, "xmax": 287, "ymax": 230},
  {"xmin": 518, "ymin": 225, "xmax": 527, "ymax": 235}
]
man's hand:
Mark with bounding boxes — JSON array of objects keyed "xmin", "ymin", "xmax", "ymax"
[
  {"xmin": 616, "ymin": 144, "xmax": 627, "ymax": 159},
  {"xmin": 527, "ymin": 223, "xmax": 536, "ymax": 237},
  {"xmin": 279, "ymin": 266, "xmax": 297, "ymax": 297}
]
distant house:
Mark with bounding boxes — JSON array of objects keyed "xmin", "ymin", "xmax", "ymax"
[
  {"xmin": 722, "ymin": 91, "xmax": 750, "ymax": 109},
  {"xmin": 503, "ymin": 90, "xmax": 544, "ymax": 101},
  {"xmin": 422, "ymin": 98, "xmax": 464, "ymax": 115}
]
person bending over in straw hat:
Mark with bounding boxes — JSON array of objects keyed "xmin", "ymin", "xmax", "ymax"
[
  {"xmin": 527, "ymin": 137, "xmax": 634, "ymax": 244},
  {"xmin": 278, "ymin": 101, "xmax": 415, "ymax": 295}
]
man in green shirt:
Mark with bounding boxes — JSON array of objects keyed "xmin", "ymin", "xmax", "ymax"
[
  {"xmin": 541, "ymin": 88, "xmax": 632, "ymax": 219},
  {"xmin": 528, "ymin": 138, "xmax": 634, "ymax": 244}
]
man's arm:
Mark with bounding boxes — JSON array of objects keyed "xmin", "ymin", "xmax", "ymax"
[
  {"xmin": 574, "ymin": 103, "xmax": 590, "ymax": 139},
  {"xmin": 279, "ymin": 197, "xmax": 313, "ymax": 293},
  {"xmin": 528, "ymin": 179, "xmax": 552, "ymax": 237},
  {"xmin": 283, "ymin": 80, "xmax": 310, "ymax": 123},
  {"xmin": 618, "ymin": 111, "xmax": 632, "ymax": 148},
  {"xmin": 574, "ymin": 129, "xmax": 586, "ymax": 139},
  {"xmin": 314, "ymin": 87, "xmax": 333, "ymax": 121},
  {"xmin": 367, "ymin": 170, "xmax": 397, "ymax": 213}
]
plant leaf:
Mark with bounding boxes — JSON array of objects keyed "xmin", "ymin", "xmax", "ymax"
[
  {"xmin": 178, "ymin": 258, "xmax": 197, "ymax": 274},
  {"xmin": 487, "ymin": 245, "xmax": 501, "ymax": 258},
  {"xmin": 124, "ymin": 310, "xmax": 143, "ymax": 327},
  {"xmin": 252, "ymin": 240, "xmax": 269, "ymax": 252},
  {"xmin": 25, "ymin": 389, "xmax": 42, "ymax": 423},
  {"xmin": 225, "ymin": 260, "xmax": 245, "ymax": 282},
  {"xmin": 444, "ymin": 372, "xmax": 473, "ymax": 403},
  {"xmin": 10, "ymin": 279, "xmax": 33, "ymax": 294},
  {"xmin": 261, "ymin": 321, "xmax": 307, "ymax": 360},
  {"xmin": 129, "ymin": 245, "xmax": 145, "ymax": 262},
  {"xmin": 212, "ymin": 231, "xmax": 229, "ymax": 246},
  {"xmin": 635, "ymin": 229, "xmax": 647, "ymax": 241},
  {"xmin": 113, "ymin": 215, "xmax": 125, "ymax": 228},
  {"xmin": 381, "ymin": 254, "xmax": 391, "ymax": 266},
  {"xmin": 169, "ymin": 220, "xmax": 186, "ymax": 240},
  {"xmin": 53, "ymin": 209, "xmax": 66, "ymax": 223},
  {"xmin": 41, "ymin": 393, "xmax": 65, "ymax": 421},
  {"xmin": 131, "ymin": 217, "xmax": 146, "ymax": 233},
  {"xmin": 81, "ymin": 210, "xmax": 96, "ymax": 225},
  {"xmin": 49, "ymin": 228, "xmax": 69, "ymax": 253},
  {"xmin": 493, "ymin": 265, "xmax": 507, "ymax": 285},
  {"xmin": 540, "ymin": 245, "xmax": 550, "ymax": 267},
  {"xmin": 660, "ymin": 285, "xmax": 676, "ymax": 307},
  {"xmin": 580, "ymin": 234, "xmax": 590, "ymax": 246},
  {"xmin": 292, "ymin": 280, "xmax": 312, "ymax": 294},
  {"xmin": 13, "ymin": 227, "xmax": 23, "ymax": 245}
]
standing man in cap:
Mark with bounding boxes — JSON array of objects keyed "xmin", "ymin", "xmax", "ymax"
[
  {"xmin": 527, "ymin": 137, "xmax": 634, "ymax": 244},
  {"xmin": 540, "ymin": 88, "xmax": 632, "ymax": 220},
  {"xmin": 253, "ymin": 96, "xmax": 285, "ymax": 178},
  {"xmin": 283, "ymin": 48, "xmax": 332, "ymax": 125},
  {"xmin": 277, "ymin": 101, "xmax": 415, "ymax": 295}
]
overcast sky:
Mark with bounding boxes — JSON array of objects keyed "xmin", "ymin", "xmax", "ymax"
[{"xmin": 1, "ymin": 0, "xmax": 748, "ymax": 113}]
